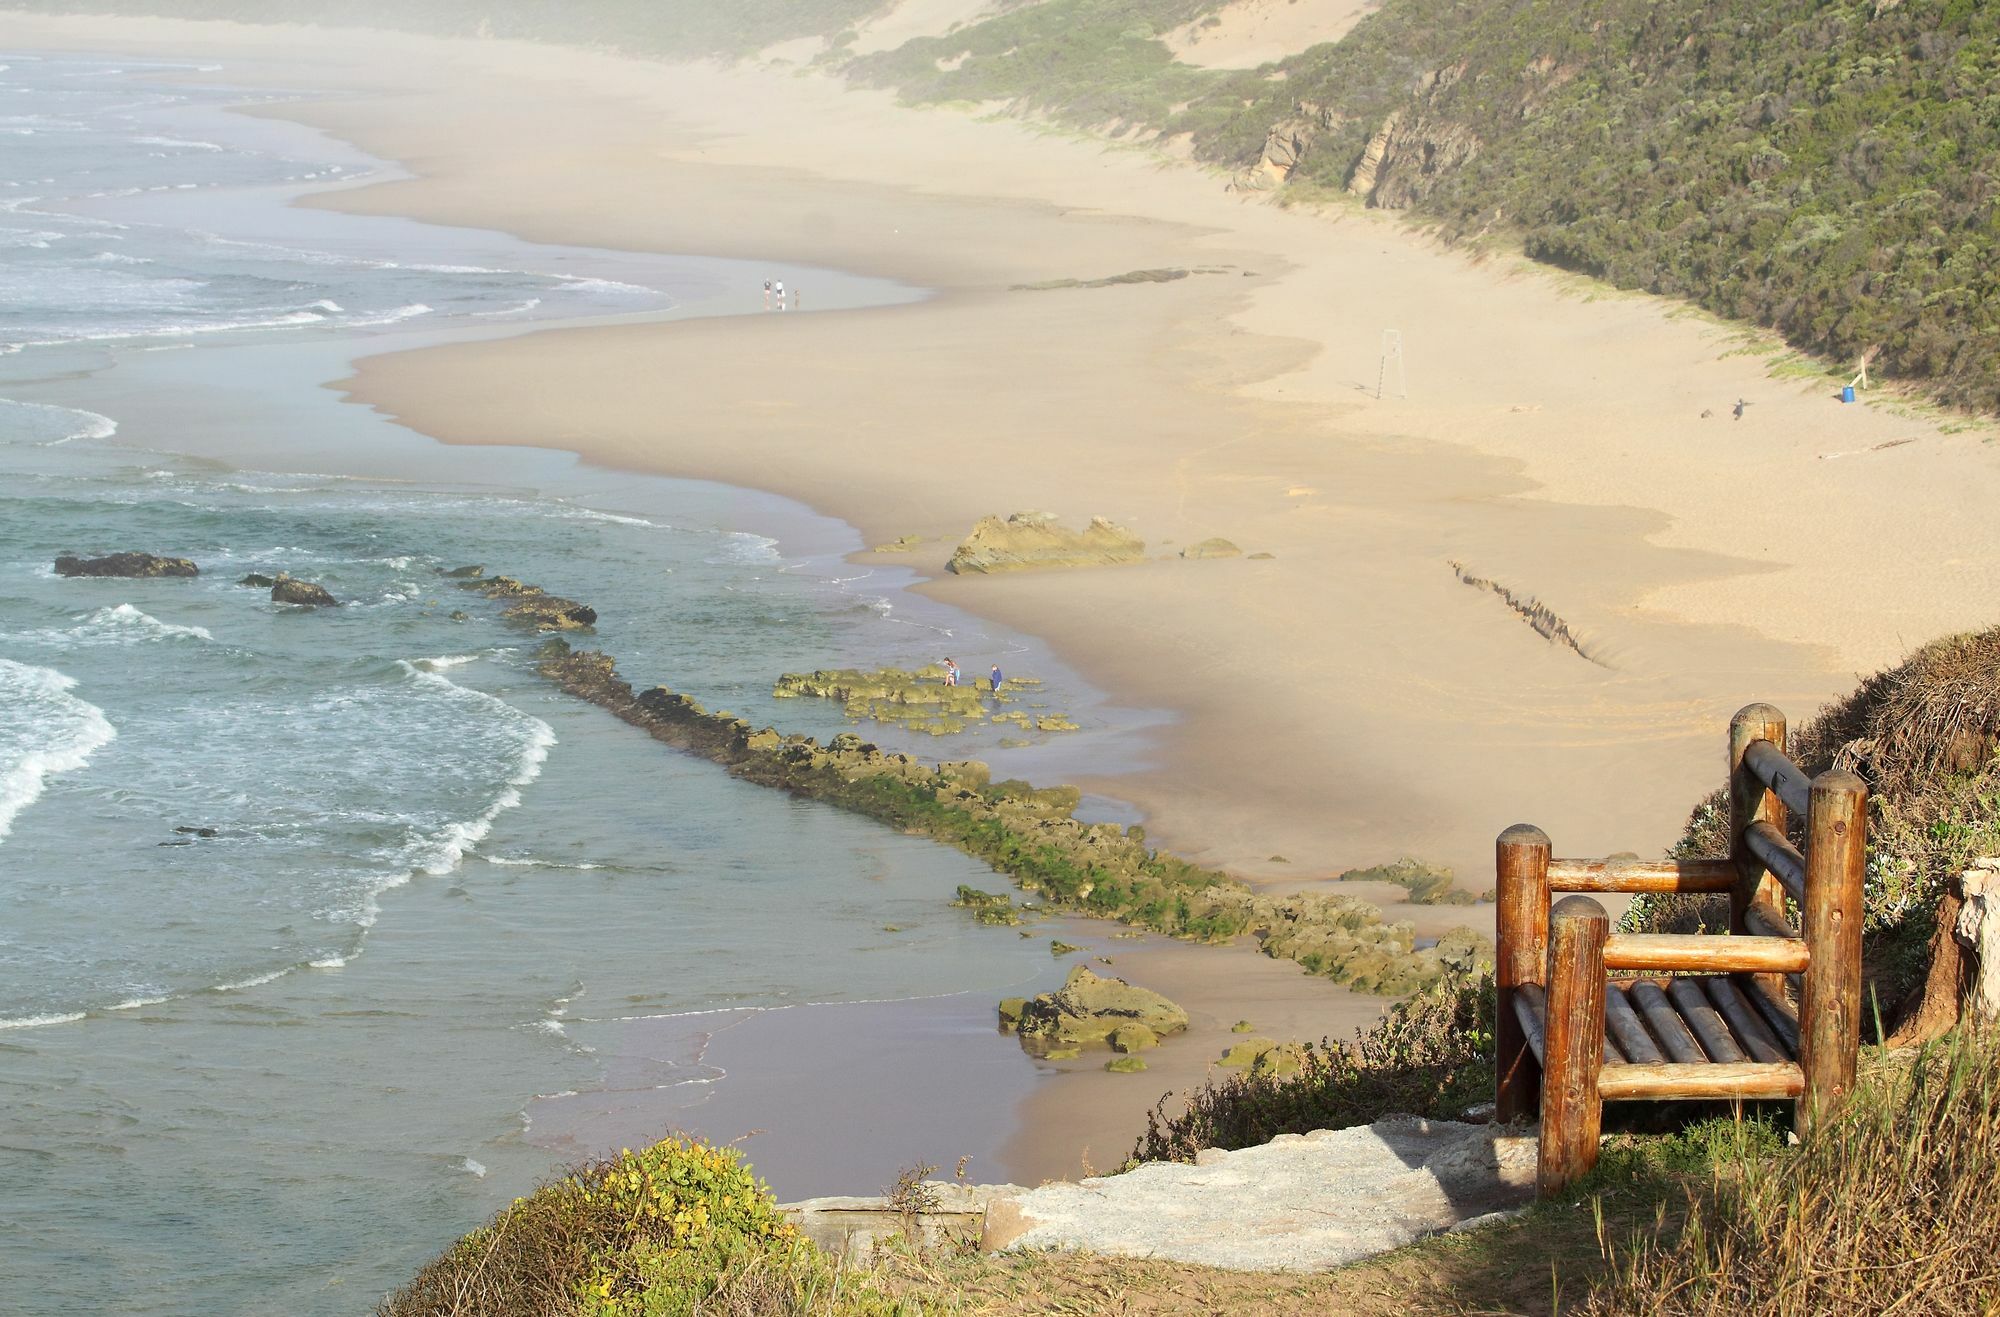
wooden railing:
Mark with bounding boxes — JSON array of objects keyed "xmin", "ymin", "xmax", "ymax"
[{"xmin": 1496, "ymin": 703, "xmax": 1866, "ymax": 1194}]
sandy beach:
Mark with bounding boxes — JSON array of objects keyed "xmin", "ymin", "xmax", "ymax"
[{"xmin": 9, "ymin": 10, "xmax": 2000, "ymax": 1188}]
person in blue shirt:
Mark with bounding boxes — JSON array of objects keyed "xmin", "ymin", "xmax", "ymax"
[{"xmin": 989, "ymin": 664, "xmax": 1004, "ymax": 695}]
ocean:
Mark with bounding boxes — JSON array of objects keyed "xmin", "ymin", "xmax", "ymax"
[{"xmin": 0, "ymin": 50, "xmax": 1156, "ymax": 1314}]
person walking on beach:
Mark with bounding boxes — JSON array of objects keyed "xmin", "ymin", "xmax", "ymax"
[
  {"xmin": 942, "ymin": 658, "xmax": 959, "ymax": 687},
  {"xmin": 775, "ymin": 280, "xmax": 786, "ymax": 311},
  {"xmin": 763, "ymin": 278, "xmax": 772, "ymax": 309},
  {"xmin": 989, "ymin": 664, "xmax": 1004, "ymax": 695}
]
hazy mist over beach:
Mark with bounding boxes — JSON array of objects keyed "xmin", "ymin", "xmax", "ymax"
[{"xmin": 4, "ymin": 1, "xmax": 1999, "ymax": 1311}]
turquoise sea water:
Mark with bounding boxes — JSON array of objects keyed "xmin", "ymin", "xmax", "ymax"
[{"xmin": 0, "ymin": 52, "xmax": 1157, "ymax": 1314}]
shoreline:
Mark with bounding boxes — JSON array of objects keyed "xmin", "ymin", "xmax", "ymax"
[{"xmin": 8, "ymin": 10, "xmax": 2000, "ymax": 1194}]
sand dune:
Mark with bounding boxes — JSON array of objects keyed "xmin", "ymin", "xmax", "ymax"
[
  {"xmin": 1166, "ymin": 0, "xmax": 1377, "ymax": 69},
  {"xmin": 849, "ymin": 0, "xmax": 1012, "ymax": 55}
]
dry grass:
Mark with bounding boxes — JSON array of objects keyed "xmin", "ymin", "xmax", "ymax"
[{"xmin": 1583, "ymin": 1035, "xmax": 2000, "ymax": 1315}]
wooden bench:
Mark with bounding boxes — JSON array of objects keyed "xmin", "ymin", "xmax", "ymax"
[{"xmin": 1495, "ymin": 703, "xmax": 1867, "ymax": 1194}]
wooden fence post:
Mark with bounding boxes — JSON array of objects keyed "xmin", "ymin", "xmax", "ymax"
[
  {"xmin": 1729, "ymin": 703, "xmax": 1789, "ymax": 936},
  {"xmin": 1541, "ymin": 895, "xmax": 1609, "ymax": 1195},
  {"xmin": 1800, "ymin": 769, "xmax": 1867, "ymax": 1129},
  {"xmin": 1496, "ymin": 824, "xmax": 1552, "ymax": 1123}
]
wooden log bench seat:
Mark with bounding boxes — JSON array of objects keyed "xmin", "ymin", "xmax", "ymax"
[{"xmin": 1496, "ymin": 704, "xmax": 1866, "ymax": 1194}]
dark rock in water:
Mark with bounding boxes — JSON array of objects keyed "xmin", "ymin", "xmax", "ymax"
[
  {"xmin": 444, "ymin": 564, "xmax": 485, "ymax": 579},
  {"xmin": 449, "ymin": 610, "xmax": 469, "ymax": 621},
  {"xmin": 158, "ymin": 839, "xmax": 192, "ymax": 847},
  {"xmin": 237, "ymin": 573, "xmax": 277, "ymax": 588},
  {"xmin": 55, "ymin": 552, "xmax": 198, "ymax": 579},
  {"xmin": 173, "ymin": 826, "xmax": 219, "ymax": 838},
  {"xmin": 270, "ymin": 575, "xmax": 338, "ymax": 608},
  {"xmin": 460, "ymin": 574, "xmax": 596, "ymax": 631}
]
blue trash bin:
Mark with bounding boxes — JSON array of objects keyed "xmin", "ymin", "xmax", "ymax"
[{"xmin": 1841, "ymin": 385, "xmax": 1856, "ymax": 403}]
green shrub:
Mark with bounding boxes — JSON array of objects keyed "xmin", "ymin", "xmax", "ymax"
[{"xmin": 379, "ymin": 1137, "xmax": 895, "ymax": 1317}]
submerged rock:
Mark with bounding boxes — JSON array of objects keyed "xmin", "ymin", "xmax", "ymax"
[
  {"xmin": 1105, "ymin": 1056, "xmax": 1149, "ymax": 1073},
  {"xmin": 55, "ymin": 552, "xmax": 198, "ymax": 579},
  {"xmin": 1180, "ymin": 537, "xmax": 1242, "ymax": 560},
  {"xmin": 271, "ymin": 575, "xmax": 338, "ymax": 608},
  {"xmin": 946, "ymin": 511, "xmax": 1144, "ymax": 575},
  {"xmin": 443, "ymin": 564, "xmax": 486, "ymax": 579},
  {"xmin": 1015, "ymin": 965, "xmax": 1188, "ymax": 1054},
  {"xmin": 237, "ymin": 573, "xmax": 277, "ymax": 588}
]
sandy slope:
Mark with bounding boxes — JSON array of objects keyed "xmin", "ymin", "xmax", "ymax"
[
  {"xmin": 1166, "ymin": 0, "xmax": 1377, "ymax": 68},
  {"xmin": 8, "ymin": 9, "xmax": 1999, "ymax": 1176}
]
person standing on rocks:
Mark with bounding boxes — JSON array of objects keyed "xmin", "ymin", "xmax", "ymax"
[
  {"xmin": 943, "ymin": 658, "xmax": 959, "ymax": 687},
  {"xmin": 989, "ymin": 664, "xmax": 1004, "ymax": 696}
]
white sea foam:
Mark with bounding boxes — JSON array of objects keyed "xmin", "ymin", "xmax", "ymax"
[
  {"xmin": 344, "ymin": 663, "xmax": 558, "ymax": 928},
  {"xmin": 106, "ymin": 993, "xmax": 172, "ymax": 1012},
  {"xmin": 61, "ymin": 603, "xmax": 214, "ymax": 646},
  {"xmin": 212, "ymin": 968, "xmax": 289, "ymax": 992},
  {"xmin": 462, "ymin": 1159, "xmax": 488, "ymax": 1178},
  {"xmin": 486, "ymin": 855, "xmax": 603, "ymax": 871},
  {"xmin": 0, "ymin": 398, "xmax": 118, "ymax": 446},
  {"xmin": 0, "ymin": 659, "xmax": 117, "ymax": 843},
  {"xmin": 473, "ymin": 297, "xmax": 543, "ymax": 317},
  {"xmin": 0, "ymin": 1011, "xmax": 88, "ymax": 1030},
  {"xmin": 308, "ymin": 954, "xmax": 348, "ymax": 970},
  {"xmin": 132, "ymin": 135, "xmax": 224, "ymax": 151}
]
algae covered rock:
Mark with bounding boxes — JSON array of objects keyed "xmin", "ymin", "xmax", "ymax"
[
  {"xmin": 954, "ymin": 886, "xmax": 1023, "ymax": 926},
  {"xmin": 55, "ymin": 552, "xmax": 198, "ymax": 579},
  {"xmin": 1180, "ymin": 537, "xmax": 1242, "ymax": 560},
  {"xmin": 871, "ymin": 535, "xmax": 921, "ymax": 553},
  {"xmin": 1014, "ymin": 965, "xmax": 1187, "ymax": 1055},
  {"xmin": 1105, "ymin": 1056, "xmax": 1149, "ymax": 1074},
  {"xmin": 946, "ymin": 512, "xmax": 1144, "ymax": 575},
  {"xmin": 1338, "ymin": 856, "xmax": 1474, "ymax": 905},
  {"xmin": 997, "ymin": 998, "xmax": 1027, "ymax": 1031},
  {"xmin": 1108, "ymin": 1023, "xmax": 1159, "ymax": 1053},
  {"xmin": 270, "ymin": 575, "xmax": 337, "ymax": 608}
]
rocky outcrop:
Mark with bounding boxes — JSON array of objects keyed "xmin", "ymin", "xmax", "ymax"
[
  {"xmin": 1955, "ymin": 858, "xmax": 2000, "ymax": 1020},
  {"xmin": 1343, "ymin": 62, "xmax": 1480, "ymax": 208},
  {"xmin": 457, "ymin": 574, "xmax": 596, "ymax": 631},
  {"xmin": 980, "ymin": 1118, "xmax": 1535, "ymax": 1270},
  {"xmin": 1348, "ymin": 111, "xmax": 1481, "ymax": 208},
  {"xmin": 773, "ymin": 666, "xmax": 1049, "ymax": 736},
  {"xmin": 1180, "ymin": 537, "xmax": 1242, "ymax": 560},
  {"xmin": 946, "ymin": 512, "xmax": 1144, "ymax": 575},
  {"xmin": 1230, "ymin": 101, "xmax": 1345, "ymax": 192},
  {"xmin": 54, "ymin": 552, "xmax": 198, "ymax": 579},
  {"xmin": 270, "ymin": 575, "xmax": 337, "ymax": 608},
  {"xmin": 533, "ymin": 642, "xmax": 1492, "ymax": 994},
  {"xmin": 1005, "ymin": 966, "xmax": 1189, "ymax": 1055},
  {"xmin": 237, "ymin": 573, "xmax": 277, "ymax": 588}
]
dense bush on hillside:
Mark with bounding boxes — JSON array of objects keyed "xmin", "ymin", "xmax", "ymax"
[{"xmin": 1243, "ymin": 0, "xmax": 2000, "ymax": 411}]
